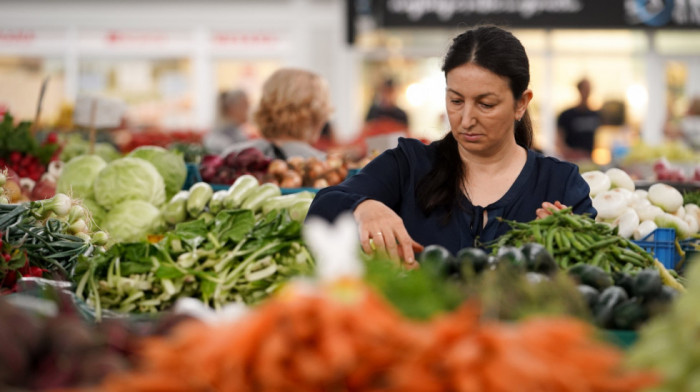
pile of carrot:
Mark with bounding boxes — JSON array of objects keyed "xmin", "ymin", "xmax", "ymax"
[{"xmin": 89, "ymin": 283, "xmax": 659, "ymax": 392}]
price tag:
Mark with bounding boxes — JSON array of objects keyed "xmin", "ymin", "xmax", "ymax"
[{"xmin": 73, "ymin": 95, "xmax": 126, "ymax": 129}]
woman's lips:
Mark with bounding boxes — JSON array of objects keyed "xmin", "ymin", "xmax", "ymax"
[{"xmin": 460, "ymin": 133, "xmax": 482, "ymax": 142}]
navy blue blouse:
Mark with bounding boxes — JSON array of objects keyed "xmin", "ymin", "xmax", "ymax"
[{"xmin": 307, "ymin": 138, "xmax": 596, "ymax": 254}]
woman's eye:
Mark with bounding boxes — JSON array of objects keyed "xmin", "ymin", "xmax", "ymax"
[
  {"xmin": 450, "ymin": 99, "xmax": 462, "ymax": 105},
  {"xmin": 480, "ymin": 103, "xmax": 495, "ymax": 109}
]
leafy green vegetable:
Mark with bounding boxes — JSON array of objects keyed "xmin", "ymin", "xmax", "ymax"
[
  {"xmin": 93, "ymin": 157, "xmax": 166, "ymax": 210},
  {"xmin": 683, "ymin": 190, "xmax": 700, "ymax": 206},
  {"xmin": 56, "ymin": 155, "xmax": 107, "ymax": 200},
  {"xmin": 0, "ymin": 113, "xmax": 59, "ymax": 164},
  {"xmin": 127, "ymin": 146, "xmax": 187, "ymax": 200},
  {"xmin": 74, "ymin": 207, "xmax": 315, "ymax": 317},
  {"xmin": 101, "ymin": 200, "xmax": 164, "ymax": 243}
]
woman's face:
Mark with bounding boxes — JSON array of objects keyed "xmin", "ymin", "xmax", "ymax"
[{"xmin": 446, "ymin": 62, "xmax": 531, "ymax": 157}]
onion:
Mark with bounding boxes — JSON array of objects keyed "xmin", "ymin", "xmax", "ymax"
[
  {"xmin": 685, "ymin": 203, "xmax": 700, "ymax": 223},
  {"xmin": 582, "ymin": 170, "xmax": 611, "ymax": 197},
  {"xmin": 592, "ymin": 190, "xmax": 627, "ymax": 220},
  {"xmin": 634, "ymin": 189, "xmax": 648, "ymax": 200},
  {"xmin": 612, "ymin": 208, "xmax": 640, "ymax": 239},
  {"xmin": 267, "ymin": 159, "xmax": 288, "ymax": 177},
  {"xmin": 655, "ymin": 213, "xmax": 692, "ymax": 239},
  {"xmin": 609, "ymin": 188, "xmax": 636, "ymax": 206},
  {"xmin": 647, "ymin": 183, "xmax": 683, "ymax": 213},
  {"xmin": 672, "ymin": 205, "xmax": 686, "ymax": 219},
  {"xmin": 635, "ymin": 204, "xmax": 664, "ymax": 222},
  {"xmin": 684, "ymin": 214, "xmax": 699, "ymax": 236},
  {"xmin": 280, "ymin": 170, "xmax": 303, "ymax": 188},
  {"xmin": 605, "ymin": 168, "xmax": 635, "ymax": 191},
  {"xmin": 633, "ymin": 220, "xmax": 657, "ymax": 241}
]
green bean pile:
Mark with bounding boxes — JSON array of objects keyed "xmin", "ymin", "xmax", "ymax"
[{"xmin": 488, "ymin": 208, "xmax": 655, "ymax": 273}]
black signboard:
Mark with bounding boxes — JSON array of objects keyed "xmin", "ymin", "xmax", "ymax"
[{"xmin": 374, "ymin": 0, "xmax": 700, "ymax": 29}]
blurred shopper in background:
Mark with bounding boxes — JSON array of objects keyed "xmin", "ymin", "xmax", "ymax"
[
  {"xmin": 365, "ymin": 77, "xmax": 409, "ymax": 129},
  {"xmin": 222, "ymin": 68, "xmax": 332, "ymax": 160},
  {"xmin": 556, "ymin": 78, "xmax": 602, "ymax": 161},
  {"xmin": 665, "ymin": 96, "xmax": 700, "ymax": 149},
  {"xmin": 204, "ymin": 89, "xmax": 251, "ymax": 155},
  {"xmin": 308, "ymin": 25, "xmax": 595, "ymax": 266}
]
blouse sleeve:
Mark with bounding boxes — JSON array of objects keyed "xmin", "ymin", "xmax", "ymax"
[
  {"xmin": 306, "ymin": 147, "xmax": 408, "ymax": 223},
  {"xmin": 562, "ymin": 167, "xmax": 597, "ymax": 218}
]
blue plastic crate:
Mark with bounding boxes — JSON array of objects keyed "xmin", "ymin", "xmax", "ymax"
[{"xmin": 631, "ymin": 228, "xmax": 679, "ymax": 270}]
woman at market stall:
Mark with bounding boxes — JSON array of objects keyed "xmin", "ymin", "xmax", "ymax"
[
  {"xmin": 221, "ymin": 68, "xmax": 332, "ymax": 160},
  {"xmin": 307, "ymin": 25, "xmax": 596, "ymax": 266}
]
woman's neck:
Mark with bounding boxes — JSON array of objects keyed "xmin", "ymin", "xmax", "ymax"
[{"xmin": 460, "ymin": 140, "xmax": 526, "ymax": 177}]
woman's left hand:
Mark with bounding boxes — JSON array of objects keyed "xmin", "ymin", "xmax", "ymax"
[{"xmin": 536, "ymin": 201, "xmax": 566, "ymax": 219}]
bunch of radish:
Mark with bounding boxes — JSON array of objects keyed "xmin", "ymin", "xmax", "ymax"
[{"xmin": 583, "ymin": 168, "xmax": 699, "ymax": 240}]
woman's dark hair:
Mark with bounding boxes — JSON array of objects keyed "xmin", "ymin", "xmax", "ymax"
[{"xmin": 416, "ymin": 25, "xmax": 533, "ymax": 218}]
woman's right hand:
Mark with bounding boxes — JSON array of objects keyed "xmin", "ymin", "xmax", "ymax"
[{"xmin": 353, "ymin": 199, "xmax": 423, "ymax": 267}]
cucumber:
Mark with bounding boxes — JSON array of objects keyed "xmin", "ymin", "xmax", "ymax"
[{"xmin": 241, "ymin": 183, "xmax": 282, "ymax": 212}]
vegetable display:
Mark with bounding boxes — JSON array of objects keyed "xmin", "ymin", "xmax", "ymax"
[
  {"xmin": 91, "ymin": 280, "xmax": 658, "ymax": 392},
  {"xmin": 582, "ymin": 168, "xmax": 700, "ymax": 240},
  {"xmin": 490, "ymin": 208, "xmax": 659, "ymax": 273},
  {"xmin": 0, "ymin": 193, "xmax": 105, "ymax": 292},
  {"xmin": 74, "ymin": 206, "xmax": 314, "ymax": 318},
  {"xmin": 93, "ymin": 157, "xmax": 166, "ymax": 210},
  {"xmin": 627, "ymin": 255, "xmax": 700, "ymax": 390},
  {"xmin": 127, "ymin": 146, "xmax": 187, "ymax": 200}
]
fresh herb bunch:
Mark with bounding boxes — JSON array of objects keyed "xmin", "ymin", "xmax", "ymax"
[{"xmin": 0, "ymin": 112, "xmax": 59, "ymax": 165}]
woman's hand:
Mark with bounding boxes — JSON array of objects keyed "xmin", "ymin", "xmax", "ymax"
[
  {"xmin": 353, "ymin": 199, "xmax": 424, "ymax": 268},
  {"xmin": 536, "ymin": 201, "xmax": 566, "ymax": 219}
]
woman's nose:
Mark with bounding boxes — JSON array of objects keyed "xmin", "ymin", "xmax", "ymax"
[{"xmin": 461, "ymin": 105, "xmax": 476, "ymax": 128}]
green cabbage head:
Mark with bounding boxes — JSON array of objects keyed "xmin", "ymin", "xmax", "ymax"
[
  {"xmin": 127, "ymin": 146, "xmax": 187, "ymax": 199},
  {"xmin": 102, "ymin": 200, "xmax": 165, "ymax": 243},
  {"xmin": 56, "ymin": 155, "xmax": 107, "ymax": 200},
  {"xmin": 93, "ymin": 157, "xmax": 166, "ymax": 210}
]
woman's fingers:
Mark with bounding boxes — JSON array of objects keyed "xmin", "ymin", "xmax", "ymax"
[{"xmin": 359, "ymin": 230, "xmax": 373, "ymax": 255}]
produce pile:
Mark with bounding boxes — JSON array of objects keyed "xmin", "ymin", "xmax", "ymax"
[
  {"xmin": 0, "ymin": 189, "xmax": 106, "ymax": 293},
  {"xmin": 583, "ymin": 168, "xmax": 699, "ymax": 241},
  {"xmin": 627, "ymin": 256, "xmax": 700, "ymax": 391},
  {"xmin": 75, "ymin": 176, "xmax": 316, "ymax": 317},
  {"xmin": 0, "ymin": 113, "xmax": 62, "ymax": 202},
  {"xmin": 57, "ymin": 146, "xmax": 186, "ymax": 243},
  {"xmin": 89, "ymin": 280, "xmax": 658, "ymax": 392},
  {"xmin": 199, "ymin": 146, "xmax": 351, "ymax": 189}
]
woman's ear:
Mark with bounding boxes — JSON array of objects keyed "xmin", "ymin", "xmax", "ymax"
[{"xmin": 515, "ymin": 89, "xmax": 533, "ymax": 120}]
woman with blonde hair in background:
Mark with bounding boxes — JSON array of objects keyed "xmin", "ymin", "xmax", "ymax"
[{"xmin": 222, "ymin": 68, "xmax": 333, "ymax": 161}]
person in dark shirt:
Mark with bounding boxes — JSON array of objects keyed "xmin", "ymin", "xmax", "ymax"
[
  {"xmin": 556, "ymin": 78, "xmax": 602, "ymax": 161},
  {"xmin": 365, "ymin": 77, "xmax": 409, "ymax": 127},
  {"xmin": 307, "ymin": 25, "xmax": 596, "ymax": 267}
]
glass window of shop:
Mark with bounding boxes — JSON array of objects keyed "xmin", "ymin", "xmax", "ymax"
[
  {"xmin": 0, "ymin": 57, "xmax": 65, "ymax": 125},
  {"xmin": 78, "ymin": 58, "xmax": 192, "ymax": 131}
]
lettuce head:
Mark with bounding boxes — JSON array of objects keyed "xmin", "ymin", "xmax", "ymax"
[
  {"xmin": 93, "ymin": 157, "xmax": 166, "ymax": 210},
  {"xmin": 127, "ymin": 146, "xmax": 187, "ymax": 199}
]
